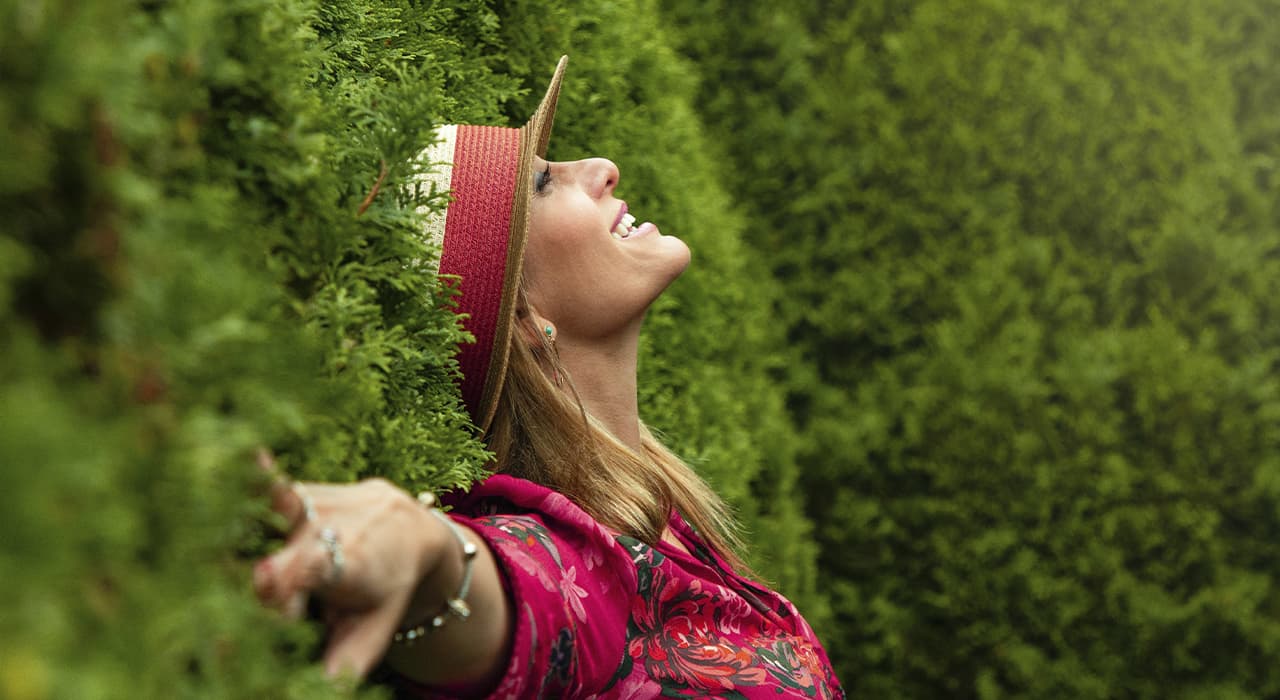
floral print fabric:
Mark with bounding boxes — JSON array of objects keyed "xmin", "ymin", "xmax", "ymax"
[{"xmin": 398, "ymin": 474, "xmax": 843, "ymax": 699}]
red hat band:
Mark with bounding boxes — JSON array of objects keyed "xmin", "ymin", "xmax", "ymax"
[{"xmin": 420, "ymin": 124, "xmax": 528, "ymax": 432}]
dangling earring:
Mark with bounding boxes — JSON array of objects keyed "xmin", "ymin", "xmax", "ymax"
[{"xmin": 543, "ymin": 325, "xmax": 555, "ymax": 341}]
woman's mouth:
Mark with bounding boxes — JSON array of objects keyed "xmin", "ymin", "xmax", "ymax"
[{"xmin": 611, "ymin": 211, "xmax": 639, "ymax": 239}]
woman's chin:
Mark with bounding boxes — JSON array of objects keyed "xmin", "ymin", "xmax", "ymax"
[
  {"xmin": 657, "ymin": 236, "xmax": 691, "ymax": 283},
  {"xmin": 653, "ymin": 238, "xmax": 692, "ymax": 296}
]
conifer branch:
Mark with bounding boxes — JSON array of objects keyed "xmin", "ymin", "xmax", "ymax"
[{"xmin": 356, "ymin": 159, "xmax": 388, "ymax": 217}]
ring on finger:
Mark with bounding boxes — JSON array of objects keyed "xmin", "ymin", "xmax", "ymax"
[
  {"xmin": 318, "ymin": 526, "xmax": 344, "ymax": 588},
  {"xmin": 292, "ymin": 483, "xmax": 318, "ymax": 525}
]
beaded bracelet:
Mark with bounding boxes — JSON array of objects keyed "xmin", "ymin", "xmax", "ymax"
[{"xmin": 393, "ymin": 493, "xmax": 478, "ymax": 645}]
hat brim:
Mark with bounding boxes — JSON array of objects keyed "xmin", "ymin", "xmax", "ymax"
[
  {"xmin": 530, "ymin": 55, "xmax": 568, "ymax": 158},
  {"xmin": 472, "ymin": 55, "xmax": 568, "ymax": 433}
]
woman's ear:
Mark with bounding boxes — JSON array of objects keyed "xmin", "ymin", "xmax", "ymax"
[
  {"xmin": 515, "ymin": 302, "xmax": 563, "ymax": 385},
  {"xmin": 517, "ymin": 306, "xmax": 556, "ymax": 347}
]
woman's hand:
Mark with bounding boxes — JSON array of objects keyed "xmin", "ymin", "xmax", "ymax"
[{"xmin": 254, "ymin": 465, "xmax": 444, "ymax": 679}]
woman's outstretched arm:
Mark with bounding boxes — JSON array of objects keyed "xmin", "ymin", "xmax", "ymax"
[{"xmin": 255, "ymin": 477, "xmax": 511, "ymax": 686}]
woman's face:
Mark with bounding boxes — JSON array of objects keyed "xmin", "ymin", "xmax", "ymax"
[{"xmin": 523, "ymin": 156, "xmax": 690, "ymax": 339}]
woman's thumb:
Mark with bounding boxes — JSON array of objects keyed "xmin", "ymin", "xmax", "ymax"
[{"xmin": 323, "ymin": 603, "xmax": 403, "ymax": 681}]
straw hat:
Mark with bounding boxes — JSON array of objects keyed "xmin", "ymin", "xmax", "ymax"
[{"xmin": 418, "ymin": 56, "xmax": 568, "ymax": 434}]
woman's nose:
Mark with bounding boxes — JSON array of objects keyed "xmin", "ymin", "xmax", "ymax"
[{"xmin": 578, "ymin": 157, "xmax": 619, "ymax": 198}]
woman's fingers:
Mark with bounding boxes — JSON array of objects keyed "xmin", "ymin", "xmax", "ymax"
[
  {"xmin": 255, "ymin": 447, "xmax": 277, "ymax": 474},
  {"xmin": 256, "ymin": 446, "xmax": 311, "ymax": 532},
  {"xmin": 254, "ymin": 525, "xmax": 338, "ymax": 617},
  {"xmin": 256, "ymin": 480, "xmax": 346, "ymax": 609},
  {"xmin": 265, "ymin": 479, "xmax": 312, "ymax": 532},
  {"xmin": 256, "ymin": 451, "xmax": 337, "ymax": 533}
]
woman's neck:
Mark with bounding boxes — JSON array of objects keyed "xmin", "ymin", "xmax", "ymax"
[{"xmin": 555, "ymin": 327, "xmax": 642, "ymax": 451}]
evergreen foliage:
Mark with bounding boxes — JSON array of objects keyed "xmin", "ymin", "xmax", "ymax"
[
  {"xmin": 1, "ymin": 0, "xmax": 817, "ymax": 695},
  {"xmin": 663, "ymin": 0, "xmax": 1280, "ymax": 696}
]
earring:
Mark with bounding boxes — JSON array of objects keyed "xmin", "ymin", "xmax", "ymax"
[{"xmin": 543, "ymin": 325, "xmax": 560, "ymax": 384}]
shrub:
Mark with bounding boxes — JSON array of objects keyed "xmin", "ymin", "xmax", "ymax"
[{"xmin": 664, "ymin": 0, "xmax": 1280, "ymax": 695}]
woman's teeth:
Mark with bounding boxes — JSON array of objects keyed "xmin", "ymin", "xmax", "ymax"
[{"xmin": 612, "ymin": 212, "xmax": 638, "ymax": 240}]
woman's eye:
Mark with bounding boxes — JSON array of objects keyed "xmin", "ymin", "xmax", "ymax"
[{"xmin": 534, "ymin": 164, "xmax": 552, "ymax": 193}]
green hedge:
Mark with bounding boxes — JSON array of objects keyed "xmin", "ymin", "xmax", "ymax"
[
  {"xmin": 663, "ymin": 0, "xmax": 1280, "ymax": 696},
  {"xmin": 0, "ymin": 0, "xmax": 819, "ymax": 696}
]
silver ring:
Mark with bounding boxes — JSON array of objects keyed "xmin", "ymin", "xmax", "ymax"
[
  {"xmin": 319, "ymin": 526, "xmax": 344, "ymax": 587},
  {"xmin": 292, "ymin": 483, "xmax": 317, "ymax": 524}
]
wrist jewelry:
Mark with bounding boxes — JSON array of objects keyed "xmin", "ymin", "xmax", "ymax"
[{"xmin": 393, "ymin": 493, "xmax": 478, "ymax": 645}]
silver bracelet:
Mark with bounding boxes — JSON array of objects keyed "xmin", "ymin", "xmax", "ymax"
[{"xmin": 393, "ymin": 495, "xmax": 478, "ymax": 645}]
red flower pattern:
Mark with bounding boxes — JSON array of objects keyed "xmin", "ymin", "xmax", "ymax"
[{"xmin": 625, "ymin": 563, "xmax": 794, "ymax": 693}]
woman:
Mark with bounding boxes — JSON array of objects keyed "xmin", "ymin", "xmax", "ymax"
[{"xmin": 253, "ymin": 56, "xmax": 843, "ymax": 698}]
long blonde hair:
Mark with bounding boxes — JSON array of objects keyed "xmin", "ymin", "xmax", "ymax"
[{"xmin": 484, "ymin": 285, "xmax": 751, "ymax": 574}]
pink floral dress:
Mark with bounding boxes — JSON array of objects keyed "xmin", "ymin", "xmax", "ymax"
[{"xmin": 396, "ymin": 474, "xmax": 843, "ymax": 699}]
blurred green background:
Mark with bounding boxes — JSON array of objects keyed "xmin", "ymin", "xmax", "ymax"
[{"xmin": 3, "ymin": 0, "xmax": 1279, "ymax": 697}]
